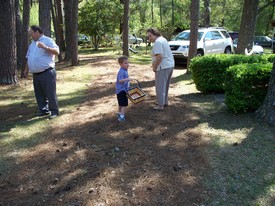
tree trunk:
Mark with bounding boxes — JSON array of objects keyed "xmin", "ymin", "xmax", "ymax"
[
  {"xmin": 52, "ymin": 0, "xmax": 65, "ymax": 52},
  {"xmin": 203, "ymin": 0, "xmax": 210, "ymax": 27},
  {"xmin": 0, "ymin": 0, "xmax": 18, "ymax": 85},
  {"xmin": 70, "ymin": 0, "xmax": 78, "ymax": 66},
  {"xmin": 39, "ymin": 0, "xmax": 51, "ymax": 37},
  {"xmin": 50, "ymin": 0, "xmax": 62, "ymax": 62},
  {"xmin": 159, "ymin": 0, "xmax": 162, "ymax": 27},
  {"xmin": 15, "ymin": 0, "xmax": 22, "ymax": 72},
  {"xmin": 122, "ymin": 0, "xmax": 129, "ymax": 57},
  {"xmin": 21, "ymin": 0, "xmax": 31, "ymax": 78},
  {"xmin": 172, "ymin": 0, "xmax": 174, "ymax": 26},
  {"xmin": 256, "ymin": 63, "xmax": 275, "ymax": 126},
  {"xmin": 187, "ymin": 0, "xmax": 199, "ymax": 72},
  {"xmin": 235, "ymin": 0, "xmax": 259, "ymax": 54},
  {"xmin": 63, "ymin": 0, "xmax": 73, "ymax": 61},
  {"xmin": 151, "ymin": 0, "xmax": 154, "ymax": 24}
]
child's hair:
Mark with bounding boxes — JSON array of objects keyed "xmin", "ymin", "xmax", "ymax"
[{"xmin": 118, "ymin": 55, "xmax": 128, "ymax": 64}]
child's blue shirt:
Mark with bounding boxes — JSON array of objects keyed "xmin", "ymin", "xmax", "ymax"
[{"xmin": 116, "ymin": 67, "xmax": 129, "ymax": 94}]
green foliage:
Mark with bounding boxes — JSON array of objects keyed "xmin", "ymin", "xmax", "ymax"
[
  {"xmin": 78, "ymin": 0, "xmax": 122, "ymax": 49},
  {"xmin": 29, "ymin": 2, "xmax": 39, "ymax": 26},
  {"xmin": 224, "ymin": 63, "xmax": 272, "ymax": 113},
  {"xmin": 190, "ymin": 54, "xmax": 275, "ymax": 93}
]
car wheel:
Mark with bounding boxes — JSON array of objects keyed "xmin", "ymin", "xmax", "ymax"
[
  {"xmin": 196, "ymin": 50, "xmax": 204, "ymax": 57},
  {"xmin": 224, "ymin": 47, "xmax": 232, "ymax": 54}
]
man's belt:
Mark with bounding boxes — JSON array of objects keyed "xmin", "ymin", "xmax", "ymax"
[{"xmin": 34, "ymin": 67, "xmax": 53, "ymax": 75}]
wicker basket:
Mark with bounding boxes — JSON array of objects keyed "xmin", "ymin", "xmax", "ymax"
[{"xmin": 126, "ymin": 79, "xmax": 146, "ymax": 104}]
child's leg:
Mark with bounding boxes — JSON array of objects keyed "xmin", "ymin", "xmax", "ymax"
[{"xmin": 120, "ymin": 106, "xmax": 126, "ymax": 116}]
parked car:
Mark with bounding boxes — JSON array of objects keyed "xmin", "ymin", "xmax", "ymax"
[
  {"xmin": 228, "ymin": 31, "xmax": 239, "ymax": 40},
  {"xmin": 233, "ymin": 38, "xmax": 263, "ymax": 55},
  {"xmin": 78, "ymin": 34, "xmax": 91, "ymax": 45},
  {"xmin": 168, "ymin": 27, "xmax": 234, "ymax": 61},
  {"xmin": 128, "ymin": 35, "xmax": 143, "ymax": 44},
  {"xmin": 254, "ymin": 36, "xmax": 275, "ymax": 48},
  {"xmin": 114, "ymin": 35, "xmax": 143, "ymax": 45}
]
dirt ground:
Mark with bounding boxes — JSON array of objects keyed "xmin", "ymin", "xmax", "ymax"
[{"xmin": 0, "ymin": 56, "xmax": 212, "ymax": 206}]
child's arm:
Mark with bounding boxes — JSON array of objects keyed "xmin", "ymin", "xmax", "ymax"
[{"xmin": 118, "ymin": 77, "xmax": 132, "ymax": 83}]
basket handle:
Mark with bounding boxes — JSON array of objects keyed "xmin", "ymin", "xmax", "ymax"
[{"xmin": 125, "ymin": 79, "xmax": 142, "ymax": 91}]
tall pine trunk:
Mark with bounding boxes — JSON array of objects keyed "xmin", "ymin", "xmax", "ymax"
[
  {"xmin": 0, "ymin": 0, "xmax": 18, "ymax": 85},
  {"xmin": 70, "ymin": 0, "xmax": 78, "ymax": 66},
  {"xmin": 21, "ymin": 0, "xmax": 31, "ymax": 78},
  {"xmin": 236, "ymin": 0, "xmax": 259, "ymax": 54},
  {"xmin": 39, "ymin": 0, "xmax": 51, "ymax": 37},
  {"xmin": 187, "ymin": 0, "xmax": 199, "ymax": 72},
  {"xmin": 122, "ymin": 0, "xmax": 129, "ymax": 57},
  {"xmin": 256, "ymin": 63, "xmax": 275, "ymax": 126}
]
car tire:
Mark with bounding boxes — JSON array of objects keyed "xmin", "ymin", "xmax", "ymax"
[
  {"xmin": 196, "ymin": 50, "xmax": 204, "ymax": 57},
  {"xmin": 224, "ymin": 47, "xmax": 232, "ymax": 54}
]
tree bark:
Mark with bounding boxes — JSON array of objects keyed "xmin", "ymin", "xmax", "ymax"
[
  {"xmin": 235, "ymin": 0, "xmax": 259, "ymax": 54},
  {"xmin": 70, "ymin": 0, "xmax": 79, "ymax": 66},
  {"xmin": 52, "ymin": 0, "xmax": 65, "ymax": 54},
  {"xmin": 50, "ymin": 0, "xmax": 63, "ymax": 62},
  {"xmin": 203, "ymin": 0, "xmax": 210, "ymax": 27},
  {"xmin": 39, "ymin": 0, "xmax": 51, "ymax": 37},
  {"xmin": 21, "ymin": 0, "xmax": 31, "ymax": 78},
  {"xmin": 256, "ymin": 63, "xmax": 275, "ymax": 126},
  {"xmin": 122, "ymin": 0, "xmax": 129, "ymax": 57},
  {"xmin": 63, "ymin": 0, "xmax": 73, "ymax": 61},
  {"xmin": 15, "ymin": 0, "xmax": 22, "ymax": 72},
  {"xmin": 0, "ymin": 0, "xmax": 18, "ymax": 85},
  {"xmin": 63, "ymin": 0, "xmax": 78, "ymax": 65},
  {"xmin": 187, "ymin": 0, "xmax": 199, "ymax": 71}
]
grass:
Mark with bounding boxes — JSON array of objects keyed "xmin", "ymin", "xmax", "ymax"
[
  {"xmin": 0, "ymin": 63, "xmax": 93, "ymax": 170},
  {"xmin": 0, "ymin": 47, "xmax": 274, "ymax": 205}
]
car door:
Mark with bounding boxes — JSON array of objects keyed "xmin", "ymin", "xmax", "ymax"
[
  {"xmin": 203, "ymin": 31, "xmax": 215, "ymax": 54},
  {"xmin": 210, "ymin": 31, "xmax": 224, "ymax": 53}
]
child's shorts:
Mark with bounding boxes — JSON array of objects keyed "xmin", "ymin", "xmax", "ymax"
[{"xmin": 117, "ymin": 91, "xmax": 128, "ymax": 107}]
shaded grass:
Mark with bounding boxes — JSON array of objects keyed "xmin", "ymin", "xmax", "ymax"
[
  {"xmin": 0, "ymin": 64, "xmax": 93, "ymax": 174},
  {"xmin": 175, "ymin": 72, "xmax": 275, "ymax": 206}
]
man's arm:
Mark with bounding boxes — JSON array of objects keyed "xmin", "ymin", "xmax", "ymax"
[
  {"xmin": 44, "ymin": 46, "xmax": 59, "ymax": 56},
  {"xmin": 37, "ymin": 41, "xmax": 59, "ymax": 56},
  {"xmin": 23, "ymin": 62, "xmax": 29, "ymax": 78}
]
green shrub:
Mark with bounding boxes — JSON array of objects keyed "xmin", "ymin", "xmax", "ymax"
[
  {"xmin": 189, "ymin": 54, "xmax": 275, "ymax": 93},
  {"xmin": 224, "ymin": 63, "xmax": 272, "ymax": 113}
]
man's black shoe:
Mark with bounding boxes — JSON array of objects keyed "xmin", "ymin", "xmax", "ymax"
[
  {"xmin": 37, "ymin": 111, "xmax": 50, "ymax": 117},
  {"xmin": 48, "ymin": 114, "xmax": 58, "ymax": 120}
]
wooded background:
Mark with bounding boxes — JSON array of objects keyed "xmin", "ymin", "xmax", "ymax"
[{"xmin": 1, "ymin": 0, "xmax": 275, "ymax": 84}]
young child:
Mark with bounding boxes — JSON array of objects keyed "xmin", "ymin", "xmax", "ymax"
[{"xmin": 116, "ymin": 56, "xmax": 131, "ymax": 122}]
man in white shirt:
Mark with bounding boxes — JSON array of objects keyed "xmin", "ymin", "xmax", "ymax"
[{"xmin": 24, "ymin": 25, "xmax": 60, "ymax": 119}]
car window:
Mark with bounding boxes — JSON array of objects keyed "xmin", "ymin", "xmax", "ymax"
[
  {"xmin": 211, "ymin": 31, "xmax": 223, "ymax": 40},
  {"xmin": 174, "ymin": 32, "xmax": 190, "ymax": 40},
  {"xmin": 174, "ymin": 31, "xmax": 204, "ymax": 41},
  {"xmin": 220, "ymin": 30, "xmax": 230, "ymax": 38},
  {"xmin": 204, "ymin": 31, "xmax": 213, "ymax": 40}
]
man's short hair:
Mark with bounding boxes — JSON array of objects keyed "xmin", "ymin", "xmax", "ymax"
[{"xmin": 30, "ymin": 25, "xmax": 43, "ymax": 34}]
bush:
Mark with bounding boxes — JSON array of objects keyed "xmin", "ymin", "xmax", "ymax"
[
  {"xmin": 224, "ymin": 63, "xmax": 272, "ymax": 113},
  {"xmin": 189, "ymin": 54, "xmax": 275, "ymax": 93}
]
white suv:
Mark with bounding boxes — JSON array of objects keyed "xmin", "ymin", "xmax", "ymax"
[{"xmin": 168, "ymin": 27, "xmax": 234, "ymax": 61}]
